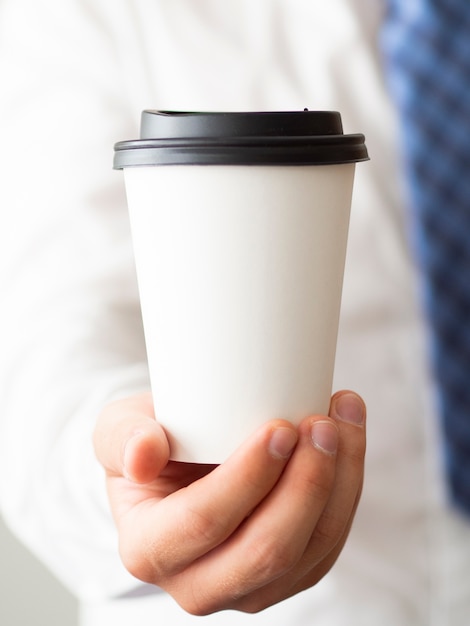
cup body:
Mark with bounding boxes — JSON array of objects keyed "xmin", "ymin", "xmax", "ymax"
[{"xmin": 124, "ymin": 162, "xmax": 355, "ymax": 462}]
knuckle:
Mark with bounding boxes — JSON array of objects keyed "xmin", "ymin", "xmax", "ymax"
[
  {"xmin": 312, "ymin": 511, "xmax": 344, "ymax": 551},
  {"xmin": 344, "ymin": 439, "xmax": 366, "ymax": 472},
  {"xmin": 176, "ymin": 582, "xmax": 238, "ymax": 616},
  {"xmin": 238, "ymin": 596, "xmax": 280, "ymax": 615},
  {"xmin": 177, "ymin": 593, "xmax": 214, "ymax": 617},
  {"xmin": 182, "ymin": 504, "xmax": 229, "ymax": 547},
  {"xmin": 119, "ymin": 537, "xmax": 157, "ymax": 584},
  {"xmin": 301, "ymin": 469, "xmax": 335, "ymax": 503},
  {"xmin": 247, "ymin": 535, "xmax": 298, "ymax": 583},
  {"xmin": 118, "ymin": 518, "xmax": 173, "ymax": 584}
]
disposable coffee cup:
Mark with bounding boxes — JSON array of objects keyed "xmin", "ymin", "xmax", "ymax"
[{"xmin": 114, "ymin": 110, "xmax": 368, "ymax": 463}]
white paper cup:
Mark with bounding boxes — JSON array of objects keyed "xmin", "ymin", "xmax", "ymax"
[{"xmin": 114, "ymin": 110, "xmax": 368, "ymax": 462}]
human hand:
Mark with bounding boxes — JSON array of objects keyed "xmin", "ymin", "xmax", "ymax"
[{"xmin": 93, "ymin": 390, "xmax": 366, "ymax": 615}]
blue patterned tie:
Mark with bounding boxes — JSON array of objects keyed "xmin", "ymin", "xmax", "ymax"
[{"xmin": 381, "ymin": 1, "xmax": 470, "ymax": 515}]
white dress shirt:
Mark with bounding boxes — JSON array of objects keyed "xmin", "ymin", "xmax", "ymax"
[{"xmin": 1, "ymin": 1, "xmax": 470, "ymax": 624}]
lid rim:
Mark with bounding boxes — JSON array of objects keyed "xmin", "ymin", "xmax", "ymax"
[
  {"xmin": 114, "ymin": 133, "xmax": 367, "ymax": 150},
  {"xmin": 114, "ymin": 143, "xmax": 369, "ymax": 169}
]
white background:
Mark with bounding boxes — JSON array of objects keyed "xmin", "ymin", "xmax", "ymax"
[{"xmin": 0, "ymin": 515, "xmax": 77, "ymax": 626}]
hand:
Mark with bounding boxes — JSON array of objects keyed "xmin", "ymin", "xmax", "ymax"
[{"xmin": 93, "ymin": 390, "xmax": 366, "ymax": 615}]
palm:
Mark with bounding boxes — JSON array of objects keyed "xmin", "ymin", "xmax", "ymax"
[{"xmin": 107, "ymin": 460, "xmax": 218, "ymax": 522}]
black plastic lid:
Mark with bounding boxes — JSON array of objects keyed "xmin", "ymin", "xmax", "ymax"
[{"xmin": 113, "ymin": 110, "xmax": 369, "ymax": 168}]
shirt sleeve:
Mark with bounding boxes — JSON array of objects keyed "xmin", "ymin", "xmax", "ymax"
[{"xmin": 0, "ymin": 0, "xmax": 152, "ymax": 600}]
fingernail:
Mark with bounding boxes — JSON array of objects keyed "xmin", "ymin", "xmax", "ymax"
[
  {"xmin": 311, "ymin": 420, "xmax": 339, "ymax": 455},
  {"xmin": 334, "ymin": 393, "xmax": 365, "ymax": 426},
  {"xmin": 123, "ymin": 432, "xmax": 144, "ymax": 480},
  {"xmin": 269, "ymin": 427, "xmax": 298, "ymax": 459}
]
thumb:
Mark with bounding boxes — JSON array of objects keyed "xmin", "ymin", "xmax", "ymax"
[{"xmin": 93, "ymin": 392, "xmax": 170, "ymax": 483}]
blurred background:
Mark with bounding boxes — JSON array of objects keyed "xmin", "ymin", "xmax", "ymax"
[{"xmin": 0, "ymin": 515, "xmax": 78, "ymax": 626}]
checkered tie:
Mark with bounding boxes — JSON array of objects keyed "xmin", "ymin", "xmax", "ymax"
[{"xmin": 381, "ymin": 1, "xmax": 470, "ymax": 515}]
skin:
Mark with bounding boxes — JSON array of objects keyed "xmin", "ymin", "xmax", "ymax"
[{"xmin": 93, "ymin": 389, "xmax": 366, "ymax": 615}]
